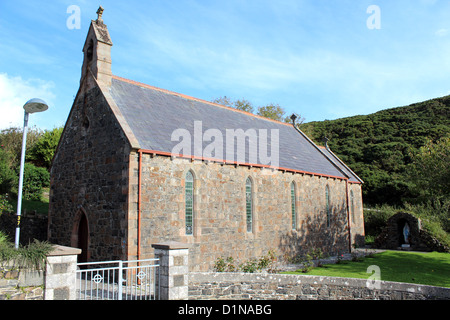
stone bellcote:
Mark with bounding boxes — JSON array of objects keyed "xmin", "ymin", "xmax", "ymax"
[{"xmin": 81, "ymin": 6, "xmax": 113, "ymax": 88}]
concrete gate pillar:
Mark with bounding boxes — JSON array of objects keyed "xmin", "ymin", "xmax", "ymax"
[
  {"xmin": 44, "ymin": 245, "xmax": 81, "ymax": 300},
  {"xmin": 152, "ymin": 241, "xmax": 190, "ymax": 300}
]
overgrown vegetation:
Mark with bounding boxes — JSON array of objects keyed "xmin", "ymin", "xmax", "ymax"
[
  {"xmin": 0, "ymin": 194, "xmax": 13, "ymax": 215},
  {"xmin": 283, "ymin": 248, "xmax": 326, "ymax": 273},
  {"xmin": 27, "ymin": 127, "xmax": 63, "ymax": 170},
  {"xmin": 214, "ymin": 250, "xmax": 277, "ymax": 273},
  {"xmin": 212, "ymin": 96, "xmax": 305, "ymax": 124},
  {"xmin": 300, "ymin": 95, "xmax": 449, "ymax": 206},
  {"xmin": 0, "ymin": 231, "xmax": 52, "ymax": 270},
  {"xmin": 0, "ymin": 126, "xmax": 62, "ymax": 215}
]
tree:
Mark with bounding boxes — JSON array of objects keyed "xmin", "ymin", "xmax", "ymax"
[
  {"xmin": 0, "ymin": 126, "xmax": 42, "ymax": 169},
  {"xmin": 212, "ymin": 96, "xmax": 304, "ymax": 124},
  {"xmin": 256, "ymin": 103, "xmax": 286, "ymax": 122},
  {"xmin": 19, "ymin": 163, "xmax": 50, "ymax": 201},
  {"xmin": 407, "ymin": 136, "xmax": 450, "ymax": 203},
  {"xmin": 0, "ymin": 126, "xmax": 60, "ymax": 200},
  {"xmin": 27, "ymin": 127, "xmax": 63, "ymax": 170},
  {"xmin": 299, "ymin": 95, "xmax": 450, "ymax": 206},
  {"xmin": 0, "ymin": 148, "xmax": 16, "ymax": 195},
  {"xmin": 212, "ymin": 96, "xmax": 254, "ymax": 114}
]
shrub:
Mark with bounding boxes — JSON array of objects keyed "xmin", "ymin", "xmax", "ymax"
[
  {"xmin": 0, "ymin": 148, "xmax": 16, "ymax": 194},
  {"xmin": 214, "ymin": 251, "xmax": 277, "ymax": 273},
  {"xmin": 19, "ymin": 163, "xmax": 50, "ymax": 201},
  {"xmin": 364, "ymin": 205, "xmax": 398, "ymax": 239},
  {"xmin": 0, "ymin": 230, "xmax": 9, "ymax": 246},
  {"xmin": 239, "ymin": 259, "xmax": 259, "ymax": 273},
  {"xmin": 0, "ymin": 194, "xmax": 13, "ymax": 215},
  {"xmin": 0, "ymin": 231, "xmax": 52, "ymax": 270},
  {"xmin": 27, "ymin": 127, "xmax": 63, "ymax": 170},
  {"xmin": 257, "ymin": 250, "xmax": 276, "ymax": 271},
  {"xmin": 309, "ymin": 248, "xmax": 324, "ymax": 267},
  {"xmin": 299, "ymin": 253, "xmax": 314, "ymax": 273},
  {"xmin": 214, "ymin": 256, "xmax": 237, "ymax": 272}
]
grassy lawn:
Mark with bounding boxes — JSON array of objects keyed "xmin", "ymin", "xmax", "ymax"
[{"xmin": 284, "ymin": 250, "xmax": 450, "ymax": 288}]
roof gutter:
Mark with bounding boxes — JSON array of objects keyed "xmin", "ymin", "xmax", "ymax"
[{"xmin": 136, "ymin": 148, "xmax": 350, "ymax": 182}]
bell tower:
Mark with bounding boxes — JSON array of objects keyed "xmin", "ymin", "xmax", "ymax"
[{"xmin": 81, "ymin": 6, "xmax": 113, "ymax": 88}]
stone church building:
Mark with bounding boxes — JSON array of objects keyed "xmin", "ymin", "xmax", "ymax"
[{"xmin": 48, "ymin": 9, "xmax": 365, "ymax": 271}]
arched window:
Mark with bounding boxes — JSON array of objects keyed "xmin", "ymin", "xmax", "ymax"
[
  {"xmin": 291, "ymin": 182, "xmax": 297, "ymax": 230},
  {"xmin": 325, "ymin": 185, "xmax": 331, "ymax": 227},
  {"xmin": 86, "ymin": 39, "xmax": 94, "ymax": 62},
  {"xmin": 245, "ymin": 177, "xmax": 253, "ymax": 233},
  {"xmin": 185, "ymin": 171, "xmax": 194, "ymax": 235}
]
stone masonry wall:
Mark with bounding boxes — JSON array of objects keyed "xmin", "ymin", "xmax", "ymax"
[
  {"xmin": 349, "ymin": 183, "xmax": 365, "ymax": 247},
  {"xmin": 189, "ymin": 272, "xmax": 450, "ymax": 300},
  {"xmin": 0, "ymin": 267, "xmax": 44, "ymax": 300},
  {"xmin": 0, "ymin": 213, "xmax": 47, "ymax": 246},
  {"xmin": 48, "ymin": 83, "xmax": 131, "ymax": 262},
  {"xmin": 132, "ymin": 154, "xmax": 363, "ymax": 271}
]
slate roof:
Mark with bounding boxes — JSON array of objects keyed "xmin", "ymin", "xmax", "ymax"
[
  {"xmin": 318, "ymin": 146, "xmax": 363, "ymax": 184},
  {"xmin": 108, "ymin": 75, "xmax": 361, "ymax": 183}
]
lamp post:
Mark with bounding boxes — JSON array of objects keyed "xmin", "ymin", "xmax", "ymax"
[{"xmin": 14, "ymin": 98, "xmax": 48, "ymax": 249}]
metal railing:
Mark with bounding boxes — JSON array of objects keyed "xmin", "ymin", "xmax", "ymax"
[{"xmin": 76, "ymin": 259, "xmax": 160, "ymax": 300}]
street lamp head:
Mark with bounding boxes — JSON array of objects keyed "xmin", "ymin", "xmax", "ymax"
[{"xmin": 23, "ymin": 98, "xmax": 48, "ymax": 114}]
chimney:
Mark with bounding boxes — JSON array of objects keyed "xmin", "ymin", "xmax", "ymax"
[
  {"xmin": 81, "ymin": 6, "xmax": 113, "ymax": 88},
  {"xmin": 290, "ymin": 113, "xmax": 297, "ymax": 125}
]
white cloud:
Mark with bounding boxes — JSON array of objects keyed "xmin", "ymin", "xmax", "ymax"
[
  {"xmin": 435, "ymin": 28, "xmax": 448, "ymax": 37},
  {"xmin": 0, "ymin": 73, "xmax": 55, "ymax": 130}
]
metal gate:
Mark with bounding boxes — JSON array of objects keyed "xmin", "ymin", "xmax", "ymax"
[{"xmin": 76, "ymin": 259, "xmax": 160, "ymax": 300}]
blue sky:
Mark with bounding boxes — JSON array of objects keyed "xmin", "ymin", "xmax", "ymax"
[{"xmin": 1, "ymin": 0, "xmax": 450, "ymax": 130}]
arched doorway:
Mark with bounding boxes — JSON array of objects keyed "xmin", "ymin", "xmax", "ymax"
[
  {"xmin": 72, "ymin": 209, "xmax": 89, "ymax": 264},
  {"xmin": 77, "ymin": 213, "xmax": 89, "ymax": 263}
]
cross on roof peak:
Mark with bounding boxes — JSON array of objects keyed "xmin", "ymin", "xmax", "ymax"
[{"xmin": 96, "ymin": 6, "xmax": 104, "ymax": 22}]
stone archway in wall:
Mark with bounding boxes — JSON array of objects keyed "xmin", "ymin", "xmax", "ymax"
[
  {"xmin": 375, "ymin": 212, "xmax": 449, "ymax": 252},
  {"xmin": 71, "ymin": 208, "xmax": 90, "ymax": 263},
  {"xmin": 389, "ymin": 213, "xmax": 421, "ymax": 249},
  {"xmin": 375, "ymin": 212, "xmax": 424, "ymax": 251}
]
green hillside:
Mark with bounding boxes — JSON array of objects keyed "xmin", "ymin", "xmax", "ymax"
[{"xmin": 299, "ymin": 95, "xmax": 450, "ymax": 206}]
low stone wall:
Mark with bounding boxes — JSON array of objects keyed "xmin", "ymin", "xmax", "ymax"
[
  {"xmin": 189, "ymin": 272, "xmax": 450, "ymax": 300},
  {"xmin": 0, "ymin": 267, "xmax": 44, "ymax": 300}
]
